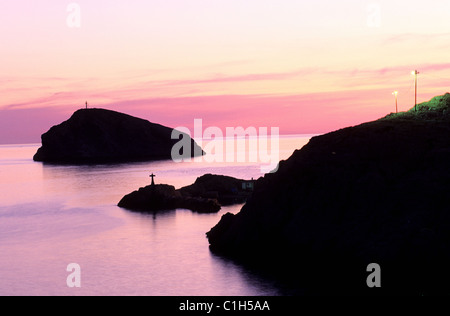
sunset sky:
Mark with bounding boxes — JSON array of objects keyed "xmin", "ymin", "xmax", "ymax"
[{"xmin": 1, "ymin": 0, "xmax": 450, "ymax": 144}]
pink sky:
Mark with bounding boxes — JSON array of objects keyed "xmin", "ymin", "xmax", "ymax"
[{"xmin": 1, "ymin": 0, "xmax": 450, "ymax": 144}]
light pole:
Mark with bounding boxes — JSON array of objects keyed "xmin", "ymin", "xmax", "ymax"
[
  {"xmin": 392, "ymin": 91, "xmax": 398, "ymax": 113},
  {"xmin": 412, "ymin": 70, "xmax": 419, "ymax": 112}
]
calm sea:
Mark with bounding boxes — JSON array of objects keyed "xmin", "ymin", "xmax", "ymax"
[{"xmin": 0, "ymin": 135, "xmax": 311, "ymax": 296}]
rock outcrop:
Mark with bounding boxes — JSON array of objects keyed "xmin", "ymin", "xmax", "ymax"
[
  {"xmin": 33, "ymin": 108, "xmax": 203, "ymax": 163},
  {"xmin": 118, "ymin": 174, "xmax": 255, "ymax": 214},
  {"xmin": 118, "ymin": 184, "xmax": 222, "ymax": 214},
  {"xmin": 207, "ymin": 93, "xmax": 450, "ymax": 295},
  {"xmin": 179, "ymin": 174, "xmax": 255, "ymax": 206}
]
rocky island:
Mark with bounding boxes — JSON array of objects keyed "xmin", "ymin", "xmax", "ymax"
[
  {"xmin": 118, "ymin": 184, "xmax": 222, "ymax": 214},
  {"xmin": 118, "ymin": 174, "xmax": 255, "ymax": 213},
  {"xmin": 33, "ymin": 108, "xmax": 203, "ymax": 163},
  {"xmin": 207, "ymin": 93, "xmax": 450, "ymax": 295}
]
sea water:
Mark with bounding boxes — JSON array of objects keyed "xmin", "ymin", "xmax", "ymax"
[{"xmin": 0, "ymin": 136, "xmax": 311, "ymax": 296}]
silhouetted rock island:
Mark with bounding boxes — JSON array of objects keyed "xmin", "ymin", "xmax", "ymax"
[
  {"xmin": 118, "ymin": 174, "xmax": 255, "ymax": 213},
  {"xmin": 118, "ymin": 184, "xmax": 222, "ymax": 214},
  {"xmin": 33, "ymin": 108, "xmax": 203, "ymax": 163},
  {"xmin": 207, "ymin": 93, "xmax": 450, "ymax": 295}
]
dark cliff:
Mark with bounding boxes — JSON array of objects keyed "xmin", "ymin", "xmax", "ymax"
[{"xmin": 207, "ymin": 93, "xmax": 450, "ymax": 295}]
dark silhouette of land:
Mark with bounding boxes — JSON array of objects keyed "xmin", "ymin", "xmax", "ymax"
[
  {"xmin": 207, "ymin": 93, "xmax": 450, "ymax": 295},
  {"xmin": 118, "ymin": 174, "xmax": 255, "ymax": 214},
  {"xmin": 118, "ymin": 183, "xmax": 222, "ymax": 214},
  {"xmin": 178, "ymin": 174, "xmax": 255, "ymax": 206},
  {"xmin": 33, "ymin": 108, "xmax": 203, "ymax": 164}
]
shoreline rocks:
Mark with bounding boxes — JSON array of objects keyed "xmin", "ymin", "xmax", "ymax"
[
  {"xmin": 118, "ymin": 174, "xmax": 256, "ymax": 214},
  {"xmin": 118, "ymin": 184, "xmax": 221, "ymax": 214},
  {"xmin": 179, "ymin": 174, "xmax": 255, "ymax": 206}
]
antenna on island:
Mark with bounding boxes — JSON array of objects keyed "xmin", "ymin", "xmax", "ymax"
[{"xmin": 412, "ymin": 70, "xmax": 420, "ymax": 112}]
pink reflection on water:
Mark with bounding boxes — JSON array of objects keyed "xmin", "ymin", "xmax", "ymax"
[{"xmin": 0, "ymin": 136, "xmax": 310, "ymax": 295}]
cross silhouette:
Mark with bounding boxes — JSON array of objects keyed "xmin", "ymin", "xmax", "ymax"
[{"xmin": 150, "ymin": 173, "xmax": 156, "ymax": 186}]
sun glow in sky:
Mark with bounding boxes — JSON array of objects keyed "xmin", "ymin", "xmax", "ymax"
[{"xmin": 1, "ymin": 0, "xmax": 450, "ymax": 143}]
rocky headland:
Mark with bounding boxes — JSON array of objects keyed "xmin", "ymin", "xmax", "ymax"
[{"xmin": 207, "ymin": 93, "xmax": 450, "ymax": 295}]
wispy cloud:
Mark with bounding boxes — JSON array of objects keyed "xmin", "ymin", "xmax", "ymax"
[
  {"xmin": 1, "ymin": 62, "xmax": 449, "ymax": 126},
  {"xmin": 2, "ymin": 83, "xmax": 448, "ymax": 145},
  {"xmin": 382, "ymin": 32, "xmax": 450, "ymax": 46},
  {"xmin": 3, "ymin": 61, "xmax": 449, "ymax": 111},
  {"xmin": 160, "ymin": 69, "xmax": 318, "ymax": 86}
]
